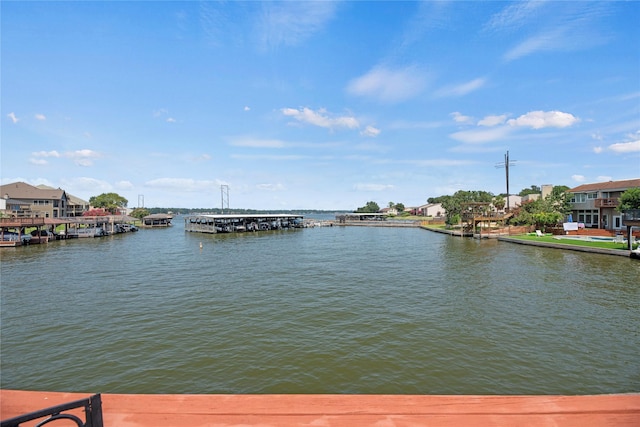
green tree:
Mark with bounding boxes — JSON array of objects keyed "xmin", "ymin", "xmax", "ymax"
[
  {"xmin": 89, "ymin": 192, "xmax": 128, "ymax": 214},
  {"xmin": 618, "ymin": 187, "xmax": 640, "ymax": 211},
  {"xmin": 510, "ymin": 200, "xmax": 541, "ymax": 225},
  {"xmin": 427, "ymin": 196, "xmax": 448, "ymax": 204},
  {"xmin": 130, "ymin": 207, "xmax": 150, "ymax": 219},
  {"xmin": 493, "ymin": 195, "xmax": 506, "ymax": 211},
  {"xmin": 542, "ymin": 185, "xmax": 572, "ymax": 216},
  {"xmin": 519, "ymin": 185, "xmax": 541, "ymax": 197},
  {"xmin": 512, "ymin": 187, "xmax": 571, "ymax": 228},
  {"xmin": 356, "ymin": 201, "xmax": 380, "ymax": 213},
  {"xmin": 394, "ymin": 202, "xmax": 405, "ymax": 212},
  {"xmin": 440, "ymin": 190, "xmax": 494, "ymax": 225},
  {"xmin": 532, "ymin": 211, "xmax": 564, "ymax": 228}
]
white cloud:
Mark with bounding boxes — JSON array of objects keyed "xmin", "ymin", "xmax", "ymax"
[
  {"xmin": 478, "ymin": 114, "xmax": 507, "ymax": 127},
  {"xmin": 500, "ymin": 3, "xmax": 610, "ymax": 62},
  {"xmin": 116, "ymin": 181, "xmax": 134, "ymax": 190},
  {"xmin": 7, "ymin": 112, "xmax": 19, "ymax": 123},
  {"xmin": 60, "ymin": 177, "xmax": 112, "ymax": 193},
  {"xmin": 145, "ymin": 178, "xmax": 223, "ymax": 192},
  {"xmin": 65, "ymin": 149, "xmax": 102, "ymax": 167},
  {"xmin": 484, "ymin": 0, "xmax": 548, "ymax": 33},
  {"xmin": 504, "ymin": 29, "xmax": 564, "ymax": 61},
  {"xmin": 507, "ymin": 110, "xmax": 579, "ymax": 129},
  {"xmin": 258, "ymin": 1, "xmax": 337, "ymax": 49},
  {"xmin": 231, "ymin": 154, "xmax": 308, "ymax": 161},
  {"xmin": 572, "ymin": 175, "xmax": 586, "ymax": 182},
  {"xmin": 230, "ymin": 137, "xmax": 286, "ymax": 148},
  {"xmin": 608, "ymin": 140, "xmax": 640, "ymax": 153},
  {"xmin": 404, "ymin": 159, "xmax": 477, "ymax": 167},
  {"xmin": 191, "ymin": 153, "xmax": 211, "ymax": 162},
  {"xmin": 282, "ymin": 107, "xmax": 359, "ymax": 130},
  {"xmin": 450, "ymin": 112, "xmax": 474, "ymax": 124},
  {"xmin": 360, "ymin": 126, "xmax": 381, "ymax": 137},
  {"xmin": 30, "ymin": 150, "xmax": 100, "ymax": 166},
  {"xmin": 256, "ymin": 183, "xmax": 285, "ymax": 191},
  {"xmin": 449, "ymin": 126, "xmax": 513, "ymax": 144},
  {"xmin": 35, "ymin": 114, "xmax": 46, "ymax": 121},
  {"xmin": 29, "ymin": 158, "xmax": 48, "ymax": 165},
  {"xmin": 347, "ymin": 66, "xmax": 428, "ymax": 103},
  {"xmin": 597, "ymin": 175, "xmax": 612, "ymax": 182},
  {"xmin": 353, "ymin": 183, "xmax": 395, "ymax": 192},
  {"xmin": 32, "ymin": 151, "xmax": 61, "ymax": 158},
  {"xmin": 436, "ymin": 78, "xmax": 486, "ymax": 97},
  {"xmin": 166, "ymin": 117, "xmax": 177, "ymax": 123},
  {"xmin": 244, "ymin": 106, "xmax": 250, "ymax": 111},
  {"xmin": 593, "ymin": 146, "xmax": 603, "ymax": 154}
]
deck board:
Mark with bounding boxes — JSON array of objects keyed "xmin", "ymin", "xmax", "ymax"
[{"xmin": 1, "ymin": 390, "xmax": 639, "ymax": 426}]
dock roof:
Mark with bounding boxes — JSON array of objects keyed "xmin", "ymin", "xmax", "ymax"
[{"xmin": 189, "ymin": 214, "xmax": 303, "ymax": 219}]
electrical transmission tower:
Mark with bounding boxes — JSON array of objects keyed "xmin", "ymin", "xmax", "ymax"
[
  {"xmin": 495, "ymin": 151, "xmax": 516, "ymax": 212},
  {"xmin": 220, "ymin": 185, "xmax": 229, "ymax": 214}
]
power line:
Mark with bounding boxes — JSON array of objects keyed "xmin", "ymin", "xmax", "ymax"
[
  {"xmin": 495, "ymin": 151, "xmax": 516, "ymax": 212},
  {"xmin": 220, "ymin": 185, "xmax": 229, "ymax": 214}
]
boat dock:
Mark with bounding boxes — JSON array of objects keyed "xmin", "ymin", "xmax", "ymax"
[
  {"xmin": 185, "ymin": 214, "xmax": 304, "ymax": 234},
  {"xmin": 0, "ymin": 215, "xmax": 138, "ymax": 246},
  {"xmin": 1, "ymin": 390, "xmax": 638, "ymax": 426}
]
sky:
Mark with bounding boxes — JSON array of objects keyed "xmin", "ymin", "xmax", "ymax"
[{"xmin": 2, "ymin": 1, "xmax": 639, "ymax": 210}]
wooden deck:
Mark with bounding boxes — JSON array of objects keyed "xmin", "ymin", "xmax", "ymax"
[{"xmin": 1, "ymin": 390, "xmax": 639, "ymax": 426}]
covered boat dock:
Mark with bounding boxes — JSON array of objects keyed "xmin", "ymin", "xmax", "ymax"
[{"xmin": 185, "ymin": 214, "xmax": 304, "ymax": 234}]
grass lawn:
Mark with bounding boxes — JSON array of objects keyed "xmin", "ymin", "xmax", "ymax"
[
  {"xmin": 510, "ymin": 234, "xmax": 638, "ymax": 251},
  {"xmin": 420, "ymin": 224, "xmax": 450, "ymax": 230}
]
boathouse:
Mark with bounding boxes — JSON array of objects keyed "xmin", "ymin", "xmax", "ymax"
[
  {"xmin": 185, "ymin": 214, "xmax": 303, "ymax": 234},
  {"xmin": 141, "ymin": 214, "xmax": 172, "ymax": 228}
]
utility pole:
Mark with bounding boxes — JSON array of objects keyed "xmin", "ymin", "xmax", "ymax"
[
  {"xmin": 220, "ymin": 185, "xmax": 229, "ymax": 214},
  {"xmin": 496, "ymin": 151, "xmax": 516, "ymax": 212}
]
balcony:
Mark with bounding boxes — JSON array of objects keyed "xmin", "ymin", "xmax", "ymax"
[{"xmin": 594, "ymin": 198, "xmax": 619, "ymax": 208}]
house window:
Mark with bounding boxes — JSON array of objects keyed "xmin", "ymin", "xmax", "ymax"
[
  {"xmin": 587, "ymin": 193, "xmax": 597, "ymax": 199},
  {"xmin": 572, "ymin": 193, "xmax": 587, "ymax": 203}
]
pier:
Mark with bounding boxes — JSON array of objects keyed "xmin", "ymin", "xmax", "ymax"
[
  {"xmin": 0, "ymin": 215, "xmax": 137, "ymax": 246},
  {"xmin": 185, "ymin": 214, "xmax": 304, "ymax": 234},
  {"xmin": 1, "ymin": 390, "xmax": 638, "ymax": 426}
]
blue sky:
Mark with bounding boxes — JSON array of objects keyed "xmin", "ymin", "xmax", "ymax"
[{"xmin": 2, "ymin": 1, "xmax": 639, "ymax": 210}]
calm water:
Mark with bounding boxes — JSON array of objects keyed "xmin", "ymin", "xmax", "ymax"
[{"xmin": 1, "ymin": 218, "xmax": 639, "ymax": 395}]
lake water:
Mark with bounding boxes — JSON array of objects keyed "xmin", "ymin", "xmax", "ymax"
[{"xmin": 1, "ymin": 217, "xmax": 639, "ymax": 395}]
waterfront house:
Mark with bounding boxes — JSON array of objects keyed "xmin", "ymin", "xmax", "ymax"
[
  {"xmin": 379, "ymin": 207, "xmax": 398, "ymax": 216},
  {"xmin": 520, "ymin": 184, "xmax": 554, "ymax": 203},
  {"xmin": 37, "ymin": 184, "xmax": 89, "ymax": 217},
  {"xmin": 568, "ymin": 178, "xmax": 640, "ymax": 231},
  {"xmin": 415, "ymin": 203, "xmax": 444, "ymax": 217},
  {"xmin": 0, "ymin": 182, "xmax": 69, "ymax": 218}
]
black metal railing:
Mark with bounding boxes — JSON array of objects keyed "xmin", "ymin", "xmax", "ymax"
[
  {"xmin": 0, "ymin": 394, "xmax": 103, "ymax": 427},
  {"xmin": 622, "ymin": 209, "xmax": 640, "ymax": 222}
]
